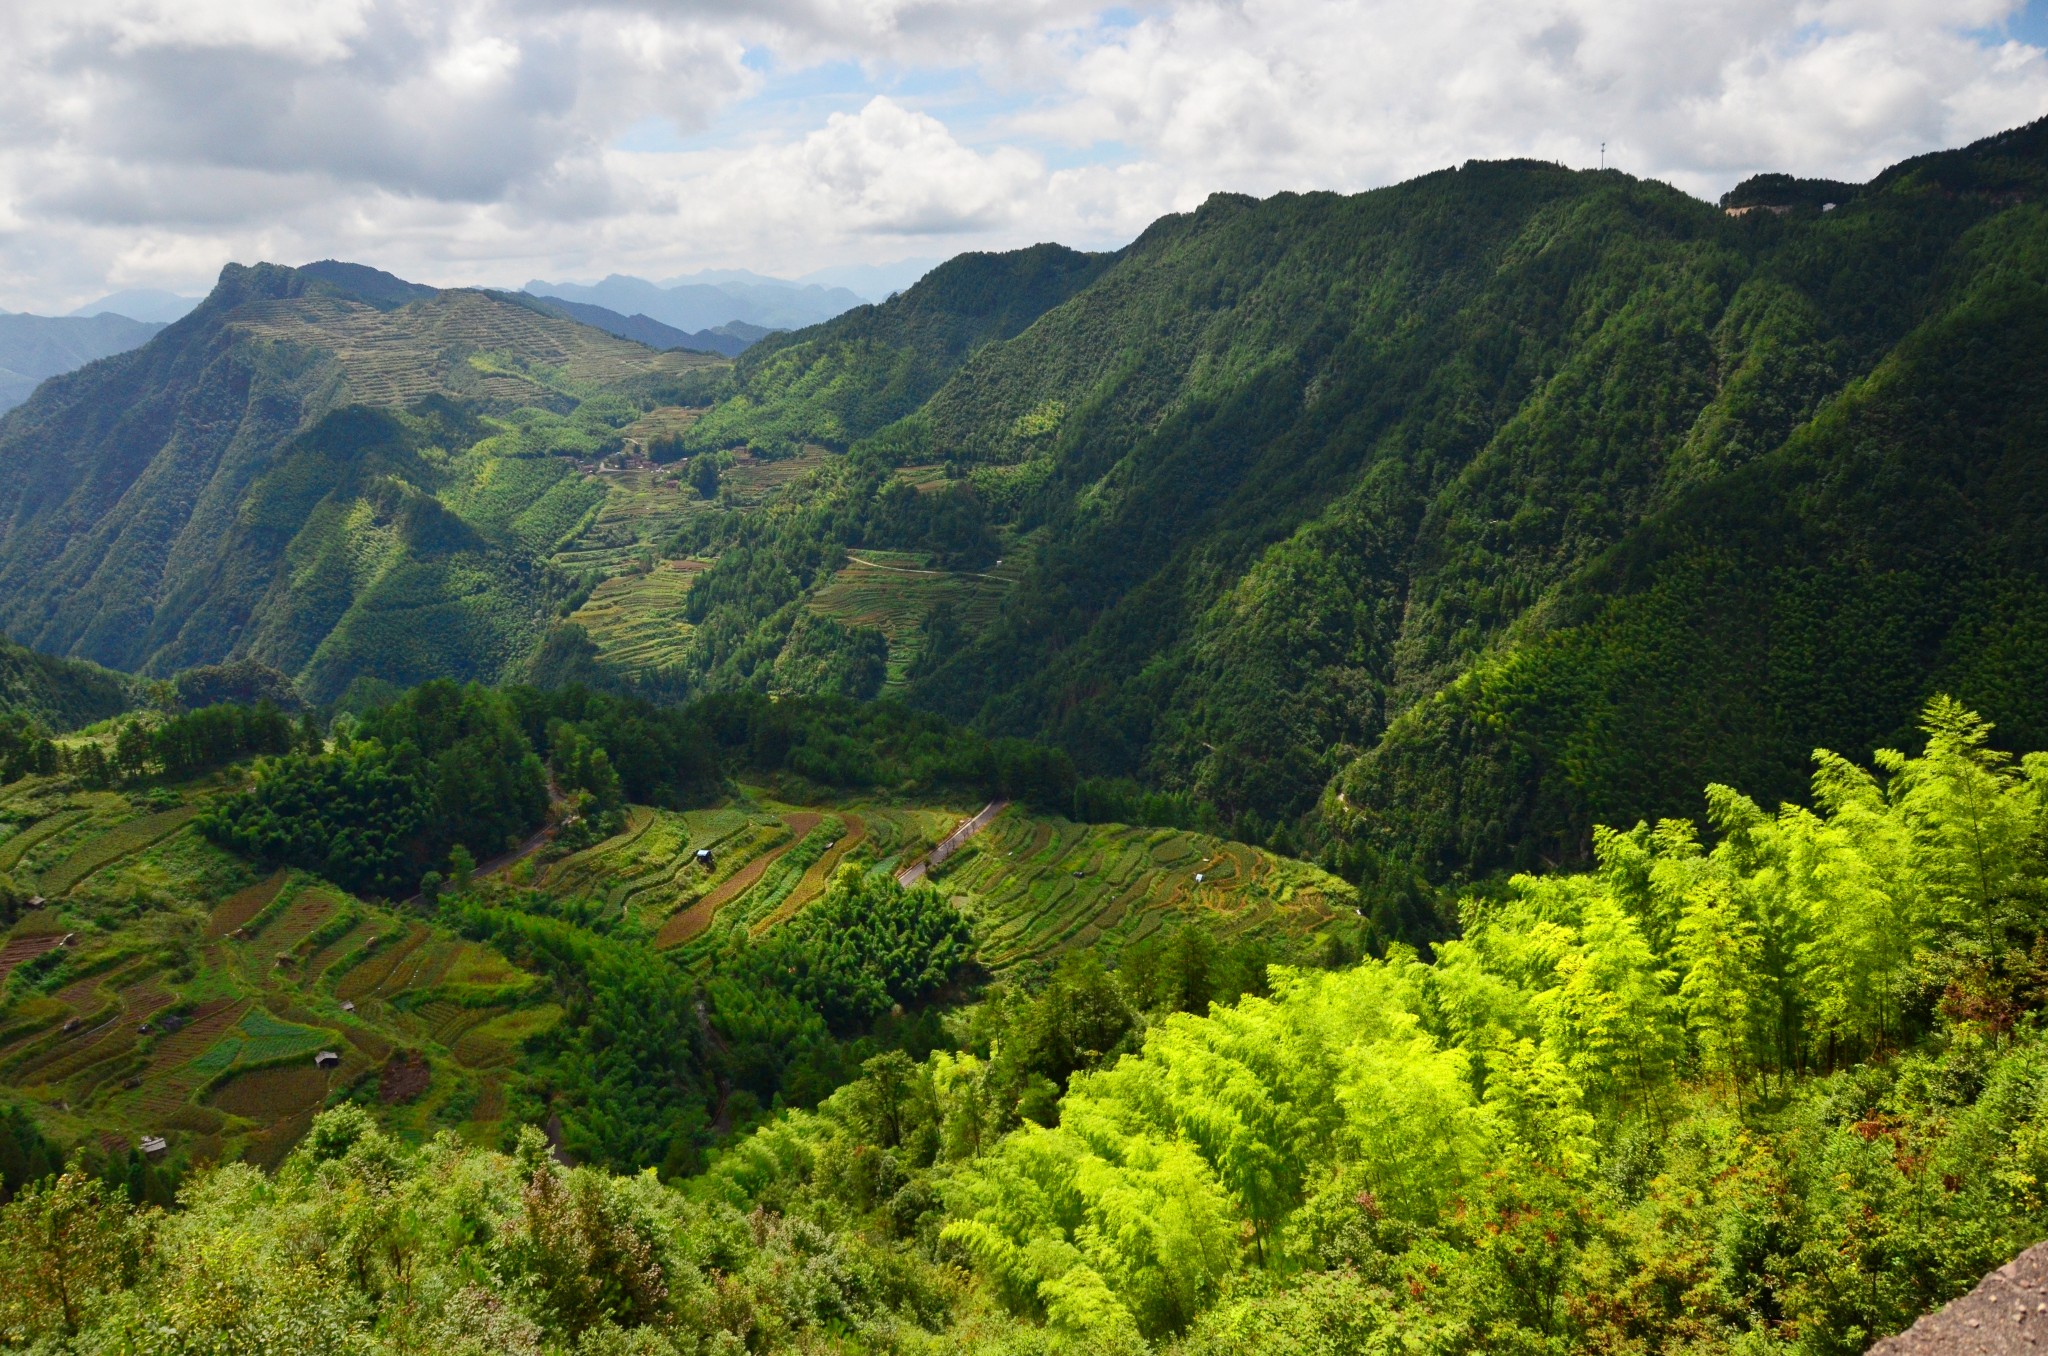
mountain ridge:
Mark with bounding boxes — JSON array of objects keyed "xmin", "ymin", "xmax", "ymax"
[{"xmin": 0, "ymin": 260, "xmax": 725, "ymax": 697}]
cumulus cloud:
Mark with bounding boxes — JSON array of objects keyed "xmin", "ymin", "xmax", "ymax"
[{"xmin": 0, "ymin": 0, "xmax": 2041, "ymax": 311}]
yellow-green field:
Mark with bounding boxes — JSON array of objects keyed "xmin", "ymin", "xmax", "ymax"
[{"xmin": 565, "ymin": 560, "xmax": 707, "ymax": 670}]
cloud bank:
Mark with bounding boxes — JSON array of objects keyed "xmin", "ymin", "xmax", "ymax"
[{"xmin": 1, "ymin": 0, "xmax": 2043, "ymax": 310}]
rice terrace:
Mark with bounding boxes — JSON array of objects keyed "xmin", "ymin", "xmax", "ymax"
[{"xmin": 0, "ymin": 755, "xmax": 1348, "ymax": 1174}]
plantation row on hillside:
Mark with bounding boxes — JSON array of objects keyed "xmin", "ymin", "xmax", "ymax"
[{"xmin": 0, "ymin": 675, "xmax": 1351, "ymax": 1182}]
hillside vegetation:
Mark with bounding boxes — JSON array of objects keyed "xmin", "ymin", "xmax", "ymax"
[
  {"xmin": 604, "ymin": 116, "xmax": 2048, "ymax": 904},
  {"xmin": 3, "ymin": 696, "xmax": 2047, "ymax": 1355},
  {"xmin": 0, "ymin": 261, "xmax": 726, "ymax": 699}
]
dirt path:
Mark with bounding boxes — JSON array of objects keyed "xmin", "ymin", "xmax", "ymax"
[
  {"xmin": 898, "ymin": 801, "xmax": 1009, "ymax": 887},
  {"xmin": 656, "ymin": 813, "xmax": 820, "ymax": 949},
  {"xmin": 845, "ymin": 553, "xmax": 1014, "ymax": 584},
  {"xmin": 476, "ymin": 777, "xmax": 568, "ymax": 881}
]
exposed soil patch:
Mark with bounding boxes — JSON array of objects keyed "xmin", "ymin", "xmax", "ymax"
[
  {"xmin": 379, "ymin": 1051, "xmax": 431, "ymax": 1104},
  {"xmin": 753, "ymin": 813, "xmax": 868, "ymax": 935},
  {"xmin": 1871, "ymin": 1239, "xmax": 2048, "ymax": 1353},
  {"xmin": 0, "ymin": 935, "xmax": 64, "ymax": 983},
  {"xmin": 208, "ymin": 1064, "xmax": 331, "ymax": 1120},
  {"xmin": 206, "ymin": 871, "xmax": 287, "ymax": 938}
]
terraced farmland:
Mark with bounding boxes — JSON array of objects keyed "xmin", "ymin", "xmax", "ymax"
[
  {"xmin": 552, "ymin": 446, "xmax": 838, "ymax": 672},
  {"xmin": 926, "ymin": 809, "xmax": 1349, "ymax": 972},
  {"xmin": 655, "ymin": 813, "xmax": 819, "ymax": 948},
  {"xmin": 528, "ymin": 788, "xmax": 1349, "ymax": 974},
  {"xmin": 807, "ymin": 552, "xmax": 1012, "ymax": 693},
  {"xmin": 0, "ymin": 786, "xmax": 559, "ymax": 1169},
  {"xmin": 566, "ymin": 560, "xmax": 705, "ymax": 670},
  {"xmin": 2, "ymin": 770, "xmax": 1348, "ymax": 1174}
]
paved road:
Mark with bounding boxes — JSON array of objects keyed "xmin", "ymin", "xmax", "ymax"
[
  {"xmin": 898, "ymin": 800, "xmax": 1009, "ymax": 886},
  {"xmin": 1870, "ymin": 1240, "xmax": 2048, "ymax": 1354}
]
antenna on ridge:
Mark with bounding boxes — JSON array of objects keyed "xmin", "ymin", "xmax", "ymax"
[{"xmin": 1600, "ymin": 142, "xmax": 1606, "ymax": 171}]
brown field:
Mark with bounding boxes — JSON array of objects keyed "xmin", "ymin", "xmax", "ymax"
[
  {"xmin": 655, "ymin": 813, "xmax": 818, "ymax": 948},
  {"xmin": 206, "ymin": 871, "xmax": 288, "ymax": 938},
  {"xmin": 0, "ymin": 934, "xmax": 64, "ymax": 983},
  {"xmin": 208, "ymin": 1064, "xmax": 334, "ymax": 1120},
  {"xmin": 752, "ymin": 813, "xmax": 868, "ymax": 935}
]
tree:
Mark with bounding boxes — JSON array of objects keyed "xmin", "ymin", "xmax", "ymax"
[
  {"xmin": 690, "ymin": 454, "xmax": 719, "ymax": 500},
  {"xmin": 113, "ymin": 721, "xmax": 152, "ymax": 782},
  {"xmin": 0, "ymin": 1168, "xmax": 143, "ymax": 1341}
]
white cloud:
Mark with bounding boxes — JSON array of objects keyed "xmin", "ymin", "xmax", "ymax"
[{"xmin": 0, "ymin": 0, "xmax": 2042, "ymax": 311}]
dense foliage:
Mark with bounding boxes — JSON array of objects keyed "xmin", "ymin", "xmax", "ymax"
[
  {"xmin": 736, "ymin": 869, "xmax": 974, "ymax": 1032},
  {"xmin": 12, "ymin": 699, "xmax": 2048, "ymax": 1353},
  {"xmin": 450, "ymin": 866, "xmax": 981, "ymax": 1174},
  {"xmin": 200, "ymin": 682, "xmax": 546, "ymax": 895},
  {"xmin": 0, "ymin": 635, "xmax": 136, "ymax": 734}
]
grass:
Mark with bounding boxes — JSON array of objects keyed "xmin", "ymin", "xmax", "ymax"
[{"xmin": 186, "ymin": 1009, "xmax": 334, "ymax": 1078}]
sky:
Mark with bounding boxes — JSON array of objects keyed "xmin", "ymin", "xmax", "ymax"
[{"xmin": 2, "ymin": 0, "xmax": 2046, "ymax": 313}]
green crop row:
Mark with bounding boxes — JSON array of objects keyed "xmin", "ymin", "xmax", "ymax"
[
  {"xmin": 37, "ymin": 805, "xmax": 197, "ymax": 896},
  {"xmin": 0, "ymin": 809, "xmax": 89, "ymax": 872}
]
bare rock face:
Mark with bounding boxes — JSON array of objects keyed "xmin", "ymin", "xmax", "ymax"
[{"xmin": 1870, "ymin": 1243, "xmax": 2048, "ymax": 1354}]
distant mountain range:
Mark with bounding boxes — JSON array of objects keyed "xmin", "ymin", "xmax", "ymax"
[
  {"xmin": 0, "ymin": 311, "xmax": 168, "ymax": 412},
  {"xmin": 523, "ymin": 273, "xmax": 869, "ymax": 333},
  {"xmin": 507, "ymin": 293, "xmax": 774, "ymax": 357},
  {"xmin": 67, "ymin": 288, "xmax": 201, "ymax": 323}
]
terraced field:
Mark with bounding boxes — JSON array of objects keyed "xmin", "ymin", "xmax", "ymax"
[
  {"xmin": 917, "ymin": 808, "xmax": 1349, "ymax": 971},
  {"xmin": 553, "ymin": 447, "xmax": 839, "ymax": 672},
  {"xmin": 655, "ymin": 814, "xmax": 818, "ymax": 948},
  {"xmin": 566, "ymin": 560, "xmax": 705, "ymax": 669},
  {"xmin": 2, "ymin": 773, "xmax": 1348, "ymax": 1173},
  {"xmin": 0, "ymin": 788, "xmax": 559, "ymax": 1169},
  {"xmin": 227, "ymin": 292, "xmax": 727, "ymax": 409},
  {"xmin": 807, "ymin": 551, "xmax": 1013, "ymax": 692},
  {"xmin": 532, "ymin": 787, "xmax": 1350, "ymax": 973}
]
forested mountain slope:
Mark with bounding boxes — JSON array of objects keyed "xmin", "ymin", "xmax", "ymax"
[
  {"xmin": 0, "ymin": 635, "xmax": 137, "ymax": 732},
  {"xmin": 681, "ymin": 242, "xmax": 1113, "ymax": 456},
  {"xmin": 0, "ymin": 311, "xmax": 165, "ymax": 413},
  {"xmin": 662, "ymin": 115, "xmax": 2048, "ymax": 891},
  {"xmin": 0, "ymin": 262, "xmax": 724, "ymax": 699}
]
